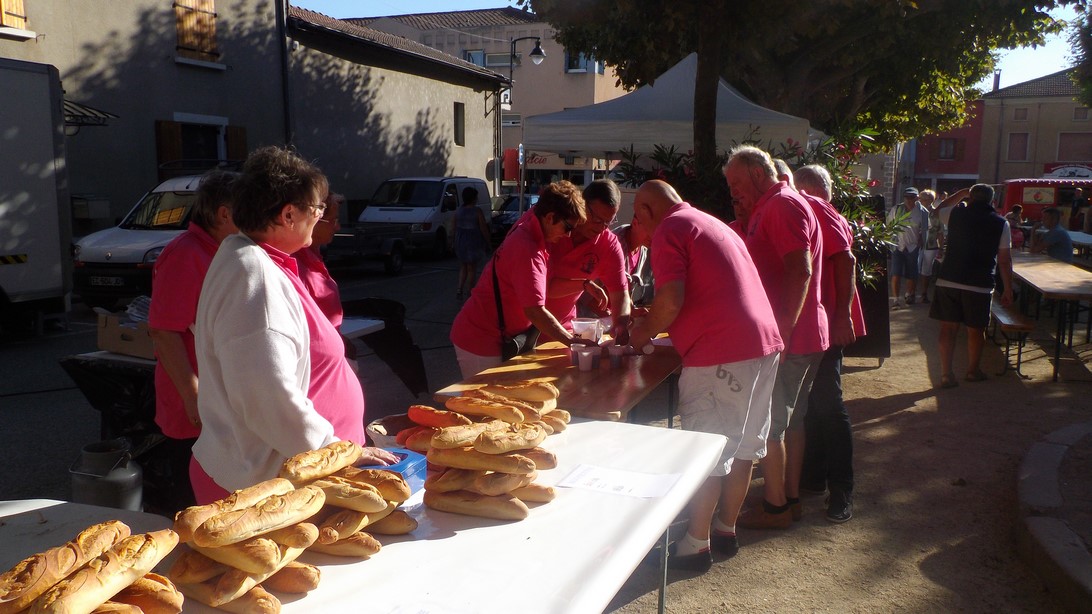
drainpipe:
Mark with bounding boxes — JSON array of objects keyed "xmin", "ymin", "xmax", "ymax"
[{"xmin": 275, "ymin": 0, "xmax": 294, "ymax": 145}]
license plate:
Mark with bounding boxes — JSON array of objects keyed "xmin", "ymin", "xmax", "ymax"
[{"xmin": 89, "ymin": 276, "xmax": 124, "ymax": 287}]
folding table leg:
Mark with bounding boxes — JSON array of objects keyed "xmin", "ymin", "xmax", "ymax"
[
  {"xmin": 666, "ymin": 373, "xmax": 679, "ymax": 429},
  {"xmin": 658, "ymin": 525, "xmax": 669, "ymax": 614}
]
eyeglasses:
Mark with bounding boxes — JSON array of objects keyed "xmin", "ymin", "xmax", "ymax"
[
  {"xmin": 308, "ymin": 202, "xmax": 328, "ymax": 217},
  {"xmin": 589, "ymin": 211, "xmax": 617, "ymax": 226}
]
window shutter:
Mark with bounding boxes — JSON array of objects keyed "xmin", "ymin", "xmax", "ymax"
[
  {"xmin": 1, "ymin": 0, "xmax": 27, "ymax": 30},
  {"xmin": 225, "ymin": 125, "xmax": 247, "ymax": 162},
  {"xmin": 155, "ymin": 120, "xmax": 183, "ymax": 181},
  {"xmin": 175, "ymin": 0, "xmax": 219, "ymax": 62}
]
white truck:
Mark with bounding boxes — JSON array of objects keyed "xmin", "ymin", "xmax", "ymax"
[{"xmin": 0, "ymin": 59, "xmax": 72, "ymax": 328}]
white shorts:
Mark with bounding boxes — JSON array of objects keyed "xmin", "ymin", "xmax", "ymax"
[
  {"xmin": 677, "ymin": 352, "xmax": 779, "ymax": 476},
  {"xmin": 453, "ymin": 345, "xmax": 502, "ymax": 380},
  {"xmin": 771, "ymin": 351, "xmax": 824, "ymax": 438}
]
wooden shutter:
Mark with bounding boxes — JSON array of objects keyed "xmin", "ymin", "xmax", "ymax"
[
  {"xmin": 225, "ymin": 125, "xmax": 247, "ymax": 163},
  {"xmin": 155, "ymin": 120, "xmax": 183, "ymax": 181},
  {"xmin": 1, "ymin": 0, "xmax": 27, "ymax": 29},
  {"xmin": 175, "ymin": 0, "xmax": 219, "ymax": 62}
]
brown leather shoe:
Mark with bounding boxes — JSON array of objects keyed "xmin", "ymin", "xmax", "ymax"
[{"xmin": 737, "ymin": 501, "xmax": 793, "ymax": 529}]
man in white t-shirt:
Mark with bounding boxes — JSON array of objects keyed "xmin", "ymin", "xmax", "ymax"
[{"xmin": 889, "ymin": 187, "xmax": 930, "ymax": 309}]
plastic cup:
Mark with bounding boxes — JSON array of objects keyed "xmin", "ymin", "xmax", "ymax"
[
  {"xmin": 576, "ymin": 346, "xmax": 597, "ymax": 372},
  {"xmin": 572, "ymin": 318, "xmax": 600, "ymax": 342},
  {"xmin": 608, "ymin": 344, "xmax": 626, "ymax": 369}
]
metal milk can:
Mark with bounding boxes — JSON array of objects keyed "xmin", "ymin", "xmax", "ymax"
[{"xmin": 70, "ymin": 438, "xmax": 143, "ymax": 510}]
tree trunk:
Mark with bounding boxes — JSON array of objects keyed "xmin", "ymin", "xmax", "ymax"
[{"xmin": 693, "ymin": 0, "xmax": 725, "ymax": 175}]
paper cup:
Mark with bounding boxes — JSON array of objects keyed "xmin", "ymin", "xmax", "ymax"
[
  {"xmin": 576, "ymin": 346, "xmax": 597, "ymax": 372},
  {"xmin": 608, "ymin": 344, "xmax": 627, "ymax": 369}
]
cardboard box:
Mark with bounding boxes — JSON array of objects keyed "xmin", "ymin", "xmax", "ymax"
[{"xmin": 96, "ymin": 313, "xmax": 155, "ymax": 359}]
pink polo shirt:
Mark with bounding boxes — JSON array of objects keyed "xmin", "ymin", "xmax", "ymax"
[
  {"xmin": 265, "ymin": 245, "xmax": 366, "ymax": 446},
  {"xmin": 652, "ymin": 202, "xmax": 783, "ymax": 367},
  {"xmin": 803, "ymin": 194, "xmax": 867, "ymax": 337},
  {"xmin": 293, "ymin": 246, "xmax": 343, "ymax": 329},
  {"xmin": 744, "ymin": 182, "xmax": 829, "ymax": 355},
  {"xmin": 545, "ymin": 229, "xmax": 627, "ymax": 327},
  {"xmin": 451, "ymin": 210, "xmax": 548, "ymax": 357},
  {"xmin": 148, "ymin": 223, "xmax": 219, "ymax": 439}
]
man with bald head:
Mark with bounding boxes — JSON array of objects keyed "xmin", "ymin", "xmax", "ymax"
[{"xmin": 629, "ymin": 180, "xmax": 783, "ymax": 571}]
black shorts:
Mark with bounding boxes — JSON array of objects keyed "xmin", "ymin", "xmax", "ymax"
[{"xmin": 929, "ymin": 285, "xmax": 992, "ymax": 329}]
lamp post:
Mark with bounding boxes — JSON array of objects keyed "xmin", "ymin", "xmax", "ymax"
[{"xmin": 509, "ymin": 37, "xmax": 545, "ymax": 215}]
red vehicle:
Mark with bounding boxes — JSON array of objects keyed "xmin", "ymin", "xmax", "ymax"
[{"xmin": 997, "ymin": 178, "xmax": 1092, "ymax": 229}]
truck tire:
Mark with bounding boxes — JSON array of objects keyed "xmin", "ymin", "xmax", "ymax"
[
  {"xmin": 384, "ymin": 244, "xmax": 404, "ymax": 275},
  {"xmin": 432, "ymin": 229, "xmax": 448, "ymax": 258}
]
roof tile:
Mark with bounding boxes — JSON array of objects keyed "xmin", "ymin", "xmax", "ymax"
[
  {"xmin": 347, "ymin": 7, "xmax": 539, "ymax": 31},
  {"xmin": 984, "ymin": 69, "xmax": 1079, "ymax": 99}
]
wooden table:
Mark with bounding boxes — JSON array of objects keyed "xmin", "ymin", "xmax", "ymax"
[
  {"xmin": 435, "ymin": 339, "xmax": 682, "ymax": 423},
  {"xmin": 1012, "ymin": 251, "xmax": 1092, "ymax": 380}
]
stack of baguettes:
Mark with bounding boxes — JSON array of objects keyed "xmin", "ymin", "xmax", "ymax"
[
  {"xmin": 398, "ymin": 380, "xmax": 568, "ymax": 521},
  {"xmin": 167, "ymin": 441, "xmax": 415, "ymax": 613},
  {"xmin": 0, "ymin": 521, "xmax": 180, "ymax": 614}
]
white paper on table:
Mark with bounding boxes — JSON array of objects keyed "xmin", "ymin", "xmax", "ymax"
[{"xmin": 557, "ymin": 463, "xmax": 681, "ymax": 498}]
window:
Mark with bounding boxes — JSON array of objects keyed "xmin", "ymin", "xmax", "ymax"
[
  {"xmin": 1058, "ymin": 133, "xmax": 1092, "ymax": 161},
  {"xmin": 1007, "ymin": 132, "xmax": 1029, "ymax": 161},
  {"xmin": 565, "ymin": 52, "xmax": 589, "ymax": 73},
  {"xmin": 1013, "ymin": 107, "xmax": 1028, "ymax": 121},
  {"xmin": 1075, "ymin": 107, "xmax": 1090, "ymax": 121},
  {"xmin": 501, "ymin": 114, "xmax": 521, "ymax": 128},
  {"xmin": 486, "ymin": 52, "xmax": 512, "ymax": 67},
  {"xmin": 464, "ymin": 50, "xmax": 484, "ymax": 66},
  {"xmin": 0, "ymin": 0, "xmax": 27, "ymax": 29},
  {"xmin": 175, "ymin": 0, "xmax": 220, "ymax": 63},
  {"xmin": 937, "ymin": 138, "xmax": 957, "ymax": 160},
  {"xmin": 453, "ymin": 102, "xmax": 465, "ymax": 147}
]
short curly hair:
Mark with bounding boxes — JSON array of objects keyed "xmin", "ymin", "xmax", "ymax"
[
  {"xmin": 231, "ymin": 146, "xmax": 328, "ymax": 233},
  {"xmin": 190, "ymin": 170, "xmax": 237, "ymax": 231},
  {"xmin": 534, "ymin": 180, "xmax": 586, "ymax": 225}
]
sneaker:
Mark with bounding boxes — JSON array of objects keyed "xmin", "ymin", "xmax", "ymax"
[
  {"xmin": 826, "ymin": 490, "xmax": 853, "ymax": 523},
  {"xmin": 710, "ymin": 531, "xmax": 739, "ymax": 557},
  {"xmin": 891, "ymin": 300, "xmax": 904, "ymax": 311},
  {"xmin": 643, "ymin": 541, "xmax": 713, "ymax": 572},
  {"xmin": 905, "ymin": 294, "xmax": 916, "ymax": 305},
  {"xmin": 737, "ymin": 501, "xmax": 793, "ymax": 530}
]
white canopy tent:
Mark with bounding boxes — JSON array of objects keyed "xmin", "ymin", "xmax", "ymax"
[{"xmin": 523, "ymin": 53, "xmax": 810, "ymax": 156}]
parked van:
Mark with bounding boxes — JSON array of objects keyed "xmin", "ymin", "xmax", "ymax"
[
  {"xmin": 72, "ymin": 175, "xmax": 204, "ymax": 308},
  {"xmin": 356, "ymin": 177, "xmax": 491, "ymax": 256},
  {"xmin": 998, "ymin": 178, "xmax": 1092, "ymax": 228}
]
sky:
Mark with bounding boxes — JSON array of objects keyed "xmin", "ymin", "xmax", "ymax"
[{"xmin": 293, "ymin": 1, "xmax": 1081, "ymax": 91}]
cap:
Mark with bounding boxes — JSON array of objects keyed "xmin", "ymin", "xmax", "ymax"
[{"xmin": 904, "ymin": 187, "xmax": 919, "ymax": 197}]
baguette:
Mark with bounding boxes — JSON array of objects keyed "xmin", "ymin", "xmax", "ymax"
[
  {"xmin": 541, "ymin": 414, "xmax": 568, "ymax": 433},
  {"xmin": 364, "ymin": 510, "xmax": 418, "ymax": 535},
  {"xmin": 395, "ymin": 424, "xmax": 429, "ymax": 447},
  {"xmin": 407, "ymin": 404, "xmax": 473, "ymax": 428},
  {"xmin": 166, "ymin": 549, "xmax": 228, "ymax": 585},
  {"xmin": 521, "ymin": 447, "xmax": 558, "ymax": 470},
  {"xmin": 310, "ymin": 476, "xmax": 387, "ymax": 513},
  {"xmin": 472, "ymin": 471, "xmax": 537, "ymax": 497},
  {"xmin": 533, "ymin": 420, "xmax": 554, "ymax": 435},
  {"xmin": 307, "ymin": 531, "xmax": 382, "ymax": 558},
  {"xmin": 333, "ymin": 467, "xmax": 411, "ymax": 503},
  {"xmin": 423, "ymin": 468, "xmax": 484, "ymax": 493},
  {"xmin": 473, "ymin": 423, "xmax": 547, "ymax": 454},
  {"xmin": 174, "ymin": 478, "xmax": 294, "ymax": 543},
  {"xmin": 89, "ymin": 603, "xmax": 141, "ymax": 614},
  {"xmin": 403, "ymin": 427, "xmax": 439, "ymax": 454},
  {"xmin": 264, "ymin": 562, "xmax": 320, "ymax": 594},
  {"xmin": 480, "ymin": 380, "xmax": 559, "ymax": 402},
  {"xmin": 178, "ymin": 580, "xmax": 280, "ymax": 614},
  {"xmin": 316, "ymin": 503, "xmax": 395, "ymax": 544},
  {"xmin": 461, "ymin": 389, "xmax": 543, "ymax": 422},
  {"xmin": 279, "ymin": 440, "xmax": 364, "ymax": 485},
  {"xmin": 30, "ymin": 529, "xmax": 179, "ymax": 614},
  {"xmin": 549, "ymin": 408, "xmax": 571, "ymax": 423},
  {"xmin": 423, "ymin": 490, "xmax": 530, "ymax": 521},
  {"xmin": 427, "ymin": 446, "xmax": 536, "ymax": 475},
  {"xmin": 511, "ymin": 483, "xmax": 557, "ymax": 503},
  {"xmin": 0, "ymin": 520, "xmax": 131, "ymax": 614},
  {"xmin": 262, "ymin": 523, "xmax": 318, "ymax": 549},
  {"xmin": 430, "ymin": 420, "xmax": 507, "ymax": 450},
  {"xmin": 189, "ymin": 537, "xmax": 280, "ymax": 575},
  {"xmin": 193, "ymin": 486, "xmax": 326, "ymax": 548},
  {"xmin": 444, "ymin": 396, "xmax": 525, "ymax": 424},
  {"xmin": 111, "ymin": 573, "xmax": 183, "ymax": 614},
  {"xmin": 211, "ymin": 544, "xmax": 304, "ymax": 606}
]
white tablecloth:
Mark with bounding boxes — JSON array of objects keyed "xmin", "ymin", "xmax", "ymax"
[{"xmin": 2, "ymin": 421, "xmax": 726, "ymax": 613}]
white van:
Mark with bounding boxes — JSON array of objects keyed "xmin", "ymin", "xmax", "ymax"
[
  {"xmin": 72, "ymin": 175, "xmax": 203, "ymax": 308},
  {"xmin": 357, "ymin": 177, "xmax": 491, "ymax": 256}
]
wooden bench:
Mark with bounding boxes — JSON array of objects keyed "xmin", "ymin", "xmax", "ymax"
[{"xmin": 990, "ymin": 302, "xmax": 1036, "ymax": 378}]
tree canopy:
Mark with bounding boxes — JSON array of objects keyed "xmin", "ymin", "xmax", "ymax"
[{"xmin": 526, "ymin": 0, "xmax": 1074, "ymax": 147}]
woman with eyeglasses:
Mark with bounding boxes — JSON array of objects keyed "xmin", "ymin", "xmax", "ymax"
[
  {"xmin": 190, "ymin": 147, "xmax": 396, "ymax": 503},
  {"xmin": 294, "ymin": 191, "xmax": 345, "ymax": 328},
  {"xmin": 450, "ymin": 180, "xmax": 590, "ymax": 378}
]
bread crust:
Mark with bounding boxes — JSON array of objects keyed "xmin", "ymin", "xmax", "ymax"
[
  {"xmin": 174, "ymin": 479, "xmax": 294, "ymax": 543},
  {"xmin": 310, "ymin": 476, "xmax": 387, "ymax": 513},
  {"xmin": 333, "ymin": 467, "xmax": 411, "ymax": 503},
  {"xmin": 403, "ymin": 427, "xmax": 439, "ymax": 454},
  {"xmin": 307, "ymin": 531, "xmax": 382, "ymax": 558},
  {"xmin": 364, "ymin": 510, "xmax": 418, "ymax": 535},
  {"xmin": 0, "ymin": 521, "xmax": 131, "ymax": 614},
  {"xmin": 423, "ymin": 468, "xmax": 484, "ymax": 493},
  {"xmin": 193, "ymin": 486, "xmax": 326, "ymax": 548},
  {"xmin": 110, "ymin": 572, "xmax": 183, "ymax": 614},
  {"xmin": 429, "ymin": 421, "xmax": 507, "ymax": 450},
  {"xmin": 473, "ymin": 423, "xmax": 547, "ymax": 455},
  {"xmin": 472, "ymin": 471, "xmax": 537, "ymax": 496},
  {"xmin": 510, "ymin": 483, "xmax": 557, "ymax": 503},
  {"xmin": 89, "ymin": 602, "xmax": 141, "ymax": 614},
  {"xmin": 166, "ymin": 548, "xmax": 228, "ymax": 585},
  {"xmin": 316, "ymin": 503, "xmax": 395, "ymax": 544},
  {"xmin": 263, "ymin": 562, "xmax": 320, "ymax": 594},
  {"xmin": 407, "ymin": 404, "xmax": 473, "ymax": 428},
  {"xmin": 444, "ymin": 396, "xmax": 525, "ymax": 424},
  {"xmin": 210, "ymin": 544, "xmax": 305, "ymax": 606},
  {"xmin": 178, "ymin": 580, "xmax": 281, "ymax": 614},
  {"xmin": 480, "ymin": 380, "xmax": 560, "ymax": 402},
  {"xmin": 427, "ymin": 447, "xmax": 536, "ymax": 475},
  {"xmin": 541, "ymin": 414, "xmax": 568, "ymax": 433},
  {"xmin": 521, "ymin": 447, "xmax": 558, "ymax": 470},
  {"xmin": 279, "ymin": 441, "xmax": 364, "ymax": 485},
  {"xmin": 461, "ymin": 389, "xmax": 543, "ymax": 422},
  {"xmin": 189, "ymin": 537, "xmax": 279, "ymax": 575},
  {"xmin": 423, "ymin": 490, "xmax": 530, "ymax": 521},
  {"xmin": 262, "ymin": 523, "xmax": 319, "ymax": 549}
]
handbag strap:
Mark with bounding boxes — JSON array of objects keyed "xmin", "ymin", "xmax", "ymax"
[{"xmin": 491, "ymin": 251, "xmax": 507, "ymax": 338}]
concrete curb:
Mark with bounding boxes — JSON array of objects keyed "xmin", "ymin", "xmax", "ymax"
[{"xmin": 1016, "ymin": 421, "xmax": 1092, "ymax": 612}]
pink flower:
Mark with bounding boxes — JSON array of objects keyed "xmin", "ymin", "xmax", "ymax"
[{"xmin": 867, "ymin": 179, "xmax": 880, "ymax": 187}]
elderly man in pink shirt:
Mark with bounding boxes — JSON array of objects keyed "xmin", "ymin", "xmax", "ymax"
[
  {"xmin": 629, "ymin": 180, "xmax": 783, "ymax": 572},
  {"xmin": 545, "ymin": 179, "xmax": 632, "ymax": 342},
  {"xmin": 724, "ymin": 146, "xmax": 828, "ymax": 531}
]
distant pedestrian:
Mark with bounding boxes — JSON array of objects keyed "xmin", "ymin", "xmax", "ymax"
[
  {"xmin": 454, "ymin": 186, "xmax": 491, "ymax": 299},
  {"xmin": 889, "ymin": 187, "xmax": 929, "ymax": 308}
]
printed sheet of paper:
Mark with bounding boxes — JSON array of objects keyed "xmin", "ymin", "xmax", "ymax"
[{"xmin": 557, "ymin": 464, "xmax": 681, "ymax": 498}]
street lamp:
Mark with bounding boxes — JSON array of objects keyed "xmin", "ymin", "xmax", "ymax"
[{"xmin": 508, "ymin": 37, "xmax": 544, "ymax": 214}]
